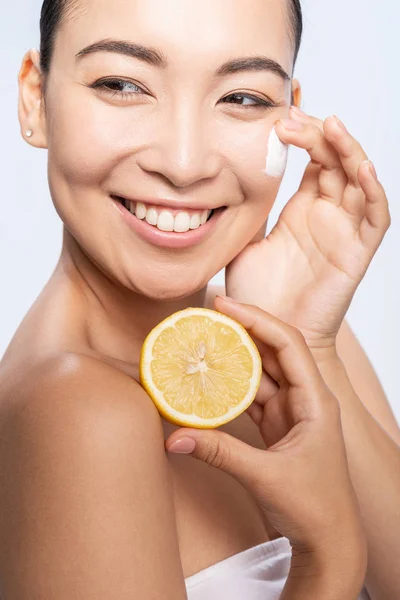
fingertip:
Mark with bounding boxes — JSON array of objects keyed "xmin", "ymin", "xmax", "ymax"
[
  {"xmin": 274, "ymin": 119, "xmax": 294, "ymax": 139},
  {"xmin": 279, "ymin": 118, "xmax": 304, "ymax": 132},
  {"xmin": 360, "ymin": 160, "xmax": 379, "ymax": 182},
  {"xmin": 323, "ymin": 115, "xmax": 336, "ymax": 130},
  {"xmin": 357, "ymin": 161, "xmax": 382, "ymax": 197},
  {"xmin": 289, "ymin": 105, "xmax": 309, "ymax": 122},
  {"xmin": 323, "ymin": 114, "xmax": 336, "ymax": 126}
]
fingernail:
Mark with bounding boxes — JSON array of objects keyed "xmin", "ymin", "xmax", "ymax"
[
  {"xmin": 364, "ymin": 160, "xmax": 378, "ymax": 181},
  {"xmin": 333, "ymin": 116, "xmax": 348, "ymax": 133},
  {"xmin": 167, "ymin": 437, "xmax": 196, "ymax": 454},
  {"xmin": 290, "ymin": 105, "xmax": 307, "ymax": 119},
  {"xmin": 280, "ymin": 118, "xmax": 304, "ymax": 131},
  {"xmin": 216, "ymin": 295, "xmax": 238, "ymax": 303}
]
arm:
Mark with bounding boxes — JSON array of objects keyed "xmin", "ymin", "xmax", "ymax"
[
  {"xmin": 312, "ymin": 331, "xmax": 400, "ymax": 600},
  {"xmin": 280, "ymin": 559, "xmax": 365, "ymax": 600},
  {"xmin": 0, "ymin": 353, "xmax": 187, "ymax": 600},
  {"xmin": 336, "ymin": 319, "xmax": 400, "ymax": 444}
]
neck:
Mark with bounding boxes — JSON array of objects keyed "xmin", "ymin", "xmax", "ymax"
[{"xmin": 57, "ymin": 227, "xmax": 210, "ymax": 366}]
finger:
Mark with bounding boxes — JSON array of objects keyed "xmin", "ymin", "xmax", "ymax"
[
  {"xmin": 246, "ymin": 401, "xmax": 263, "ymax": 426},
  {"xmin": 323, "ymin": 116, "xmax": 369, "ymax": 221},
  {"xmin": 358, "ymin": 160, "xmax": 391, "ymax": 246},
  {"xmin": 290, "ymin": 106, "xmax": 326, "ymax": 191},
  {"xmin": 290, "ymin": 109, "xmax": 351, "ymax": 204},
  {"xmin": 221, "ymin": 305, "xmax": 288, "ymax": 390},
  {"xmin": 254, "ymin": 366, "xmax": 280, "ymax": 407},
  {"xmin": 250, "ymin": 359, "xmax": 291, "ymax": 446},
  {"xmin": 295, "ymin": 160, "xmax": 348, "ymax": 205},
  {"xmin": 214, "ymin": 296, "xmax": 324, "ymax": 394},
  {"xmin": 260, "ymin": 394, "xmax": 291, "ymax": 447},
  {"xmin": 297, "ymin": 160, "xmax": 321, "ymax": 197},
  {"xmin": 323, "ymin": 116, "xmax": 368, "ymax": 188},
  {"xmin": 252, "ymin": 337, "xmax": 288, "ymax": 389},
  {"xmin": 290, "ymin": 106, "xmax": 324, "ymax": 132},
  {"xmin": 166, "ymin": 426, "xmax": 270, "ymax": 493},
  {"xmin": 275, "ymin": 120, "xmax": 346, "ymax": 205},
  {"xmin": 276, "ymin": 119, "xmax": 341, "ymax": 170}
]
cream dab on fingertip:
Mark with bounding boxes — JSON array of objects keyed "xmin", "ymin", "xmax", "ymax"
[{"xmin": 262, "ymin": 125, "xmax": 288, "ymax": 178}]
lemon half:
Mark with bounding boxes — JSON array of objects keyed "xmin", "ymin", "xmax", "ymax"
[{"xmin": 139, "ymin": 307, "xmax": 262, "ymax": 429}]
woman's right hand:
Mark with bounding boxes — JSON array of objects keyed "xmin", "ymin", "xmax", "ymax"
[{"xmin": 165, "ymin": 296, "xmax": 367, "ymax": 589}]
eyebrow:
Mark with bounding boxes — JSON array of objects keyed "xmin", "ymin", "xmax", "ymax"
[{"xmin": 75, "ymin": 39, "xmax": 291, "ymax": 81}]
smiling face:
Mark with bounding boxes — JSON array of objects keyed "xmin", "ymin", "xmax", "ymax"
[{"xmin": 32, "ymin": 0, "xmax": 299, "ymax": 300}]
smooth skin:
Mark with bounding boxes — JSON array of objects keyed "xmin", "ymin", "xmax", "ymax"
[{"xmin": 1, "ymin": 0, "xmax": 399, "ymax": 598}]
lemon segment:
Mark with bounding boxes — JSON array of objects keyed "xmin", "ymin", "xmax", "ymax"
[{"xmin": 139, "ymin": 307, "xmax": 262, "ymax": 429}]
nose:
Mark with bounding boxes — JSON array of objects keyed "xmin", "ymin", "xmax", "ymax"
[{"xmin": 137, "ymin": 108, "xmax": 223, "ymax": 189}]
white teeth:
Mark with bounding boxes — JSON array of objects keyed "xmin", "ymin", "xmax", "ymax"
[
  {"xmin": 127, "ymin": 200, "xmax": 214, "ymax": 232},
  {"xmin": 200, "ymin": 209, "xmax": 209, "ymax": 225},
  {"xmin": 190, "ymin": 213, "xmax": 201, "ymax": 229},
  {"xmin": 135, "ymin": 202, "xmax": 147, "ymax": 220},
  {"xmin": 157, "ymin": 211, "xmax": 175, "ymax": 232},
  {"xmin": 174, "ymin": 212, "xmax": 191, "ymax": 233},
  {"xmin": 145, "ymin": 207, "xmax": 158, "ymax": 226}
]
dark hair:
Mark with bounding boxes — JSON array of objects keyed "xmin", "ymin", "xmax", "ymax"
[
  {"xmin": 289, "ymin": 0, "xmax": 303, "ymax": 65},
  {"xmin": 39, "ymin": 0, "xmax": 303, "ymax": 77}
]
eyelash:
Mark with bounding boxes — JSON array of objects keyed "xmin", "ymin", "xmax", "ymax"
[{"xmin": 91, "ymin": 78, "xmax": 276, "ymax": 109}]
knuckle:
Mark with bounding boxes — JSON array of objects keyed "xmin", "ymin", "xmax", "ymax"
[
  {"xmin": 202, "ymin": 437, "xmax": 231, "ymax": 471},
  {"xmin": 287, "ymin": 325, "xmax": 306, "ymax": 345},
  {"xmin": 311, "ymin": 122, "xmax": 324, "ymax": 135}
]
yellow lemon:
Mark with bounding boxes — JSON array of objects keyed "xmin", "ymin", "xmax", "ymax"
[{"xmin": 139, "ymin": 307, "xmax": 262, "ymax": 429}]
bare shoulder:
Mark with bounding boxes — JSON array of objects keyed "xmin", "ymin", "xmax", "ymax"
[
  {"xmin": 0, "ymin": 352, "xmax": 161, "ymax": 446},
  {"xmin": 0, "ymin": 353, "xmax": 187, "ymax": 599},
  {"xmin": 3, "ymin": 351, "xmax": 158, "ymax": 420}
]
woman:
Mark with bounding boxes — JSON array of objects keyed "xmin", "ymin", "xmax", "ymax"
[{"xmin": 0, "ymin": 0, "xmax": 399, "ymax": 598}]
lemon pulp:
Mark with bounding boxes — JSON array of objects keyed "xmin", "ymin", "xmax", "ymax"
[{"xmin": 139, "ymin": 307, "xmax": 262, "ymax": 429}]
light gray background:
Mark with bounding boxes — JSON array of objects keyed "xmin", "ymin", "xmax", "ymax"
[{"xmin": 1, "ymin": 1, "xmax": 399, "ymax": 421}]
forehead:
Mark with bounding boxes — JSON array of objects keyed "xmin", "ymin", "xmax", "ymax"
[{"xmin": 58, "ymin": 0, "xmax": 293, "ymax": 73}]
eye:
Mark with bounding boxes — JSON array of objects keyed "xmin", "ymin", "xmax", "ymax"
[
  {"xmin": 91, "ymin": 79, "xmax": 276, "ymax": 110},
  {"xmin": 91, "ymin": 78, "xmax": 147, "ymax": 100},
  {"xmin": 220, "ymin": 93, "xmax": 275, "ymax": 109}
]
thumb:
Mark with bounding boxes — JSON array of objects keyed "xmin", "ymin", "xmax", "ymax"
[{"xmin": 165, "ymin": 429, "xmax": 268, "ymax": 492}]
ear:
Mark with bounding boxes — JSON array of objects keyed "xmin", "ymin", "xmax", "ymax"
[
  {"xmin": 291, "ymin": 78, "xmax": 302, "ymax": 108},
  {"xmin": 18, "ymin": 48, "xmax": 48, "ymax": 149}
]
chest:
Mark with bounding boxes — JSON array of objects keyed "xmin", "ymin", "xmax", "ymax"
[{"xmin": 162, "ymin": 413, "xmax": 280, "ymax": 579}]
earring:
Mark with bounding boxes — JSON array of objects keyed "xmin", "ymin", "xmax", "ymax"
[{"xmin": 26, "ymin": 129, "xmax": 33, "ymax": 138}]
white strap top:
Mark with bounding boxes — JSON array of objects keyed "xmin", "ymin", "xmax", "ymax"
[{"xmin": 185, "ymin": 536, "xmax": 371, "ymax": 599}]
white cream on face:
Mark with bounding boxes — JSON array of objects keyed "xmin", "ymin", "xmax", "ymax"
[{"xmin": 263, "ymin": 126, "xmax": 288, "ymax": 178}]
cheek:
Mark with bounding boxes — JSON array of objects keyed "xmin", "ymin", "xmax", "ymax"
[
  {"xmin": 46, "ymin": 92, "xmax": 145, "ymax": 187},
  {"xmin": 215, "ymin": 120, "xmax": 287, "ymax": 197}
]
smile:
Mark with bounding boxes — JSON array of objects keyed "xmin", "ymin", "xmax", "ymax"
[
  {"xmin": 111, "ymin": 195, "xmax": 227, "ymax": 250},
  {"xmin": 115, "ymin": 196, "xmax": 214, "ymax": 233}
]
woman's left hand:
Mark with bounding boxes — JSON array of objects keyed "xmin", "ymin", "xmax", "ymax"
[{"xmin": 225, "ymin": 107, "xmax": 391, "ymax": 354}]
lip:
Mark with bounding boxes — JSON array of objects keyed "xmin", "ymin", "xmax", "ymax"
[
  {"xmin": 111, "ymin": 195, "xmax": 227, "ymax": 249},
  {"xmin": 113, "ymin": 194, "xmax": 220, "ymax": 212}
]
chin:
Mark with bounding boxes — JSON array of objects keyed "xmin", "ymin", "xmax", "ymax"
[{"xmin": 125, "ymin": 270, "xmax": 210, "ymax": 302}]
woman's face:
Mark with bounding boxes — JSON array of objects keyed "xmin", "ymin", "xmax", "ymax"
[{"xmin": 41, "ymin": 0, "xmax": 298, "ymax": 299}]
